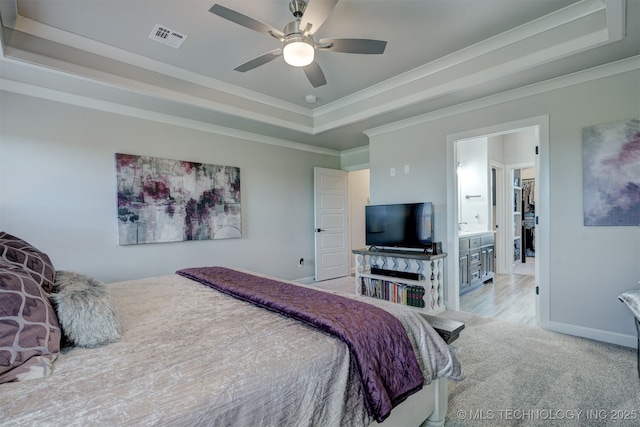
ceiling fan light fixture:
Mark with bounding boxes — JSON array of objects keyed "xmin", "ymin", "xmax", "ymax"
[{"xmin": 283, "ymin": 37, "xmax": 315, "ymax": 67}]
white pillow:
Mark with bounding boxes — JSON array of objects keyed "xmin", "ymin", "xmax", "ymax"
[{"xmin": 51, "ymin": 271, "xmax": 123, "ymax": 348}]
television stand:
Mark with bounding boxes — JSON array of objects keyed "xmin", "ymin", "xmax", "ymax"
[
  {"xmin": 368, "ymin": 246, "xmax": 436, "ymax": 256},
  {"xmin": 352, "ymin": 248, "xmax": 447, "ymax": 313}
]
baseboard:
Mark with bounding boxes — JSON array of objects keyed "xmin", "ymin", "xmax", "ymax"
[
  {"xmin": 294, "ymin": 276, "xmax": 316, "ymax": 285},
  {"xmin": 545, "ymin": 320, "xmax": 636, "ymax": 348}
]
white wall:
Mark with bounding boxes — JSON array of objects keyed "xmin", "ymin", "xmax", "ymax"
[
  {"xmin": 0, "ymin": 92, "xmax": 340, "ymax": 283},
  {"xmin": 367, "ymin": 68, "xmax": 640, "ymax": 346},
  {"xmin": 488, "ymin": 135, "xmax": 505, "ymax": 163},
  {"xmin": 458, "ymin": 137, "xmax": 489, "ymax": 232},
  {"xmin": 348, "ymin": 169, "xmax": 369, "ymax": 273},
  {"xmin": 503, "ymin": 128, "xmax": 537, "ymax": 164}
]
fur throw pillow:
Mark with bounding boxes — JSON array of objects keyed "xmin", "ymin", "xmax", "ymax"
[{"xmin": 51, "ymin": 271, "xmax": 123, "ymax": 348}]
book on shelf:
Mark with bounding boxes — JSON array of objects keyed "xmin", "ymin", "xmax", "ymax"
[{"xmin": 359, "ymin": 276, "xmax": 425, "ymax": 308}]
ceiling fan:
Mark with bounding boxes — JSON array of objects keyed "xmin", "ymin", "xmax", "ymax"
[{"xmin": 209, "ymin": 0, "xmax": 387, "ymax": 88}]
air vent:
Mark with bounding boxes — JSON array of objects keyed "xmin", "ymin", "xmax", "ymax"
[{"xmin": 149, "ymin": 24, "xmax": 187, "ymax": 49}]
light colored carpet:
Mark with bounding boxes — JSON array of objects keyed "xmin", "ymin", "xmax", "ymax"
[{"xmin": 312, "ymin": 276, "xmax": 640, "ymax": 426}]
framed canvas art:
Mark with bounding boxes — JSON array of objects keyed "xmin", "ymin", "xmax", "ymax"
[
  {"xmin": 582, "ymin": 118, "xmax": 640, "ymax": 226},
  {"xmin": 116, "ymin": 153, "xmax": 241, "ymax": 245}
]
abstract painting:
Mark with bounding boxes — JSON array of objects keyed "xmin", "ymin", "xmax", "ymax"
[
  {"xmin": 582, "ymin": 118, "xmax": 640, "ymax": 226},
  {"xmin": 116, "ymin": 153, "xmax": 241, "ymax": 244}
]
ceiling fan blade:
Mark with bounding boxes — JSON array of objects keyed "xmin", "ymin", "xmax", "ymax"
[
  {"xmin": 300, "ymin": 0, "xmax": 339, "ymax": 35},
  {"xmin": 303, "ymin": 61, "xmax": 327, "ymax": 88},
  {"xmin": 318, "ymin": 38, "xmax": 387, "ymax": 54},
  {"xmin": 209, "ymin": 4, "xmax": 284, "ymax": 39},
  {"xmin": 234, "ymin": 49, "xmax": 282, "ymax": 72}
]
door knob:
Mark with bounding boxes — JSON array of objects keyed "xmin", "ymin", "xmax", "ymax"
[{"xmin": 316, "ymin": 228, "xmax": 325, "ymax": 232}]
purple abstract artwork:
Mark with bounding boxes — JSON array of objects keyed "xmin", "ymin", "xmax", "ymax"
[
  {"xmin": 582, "ymin": 118, "xmax": 640, "ymax": 226},
  {"xmin": 116, "ymin": 153, "xmax": 241, "ymax": 244}
]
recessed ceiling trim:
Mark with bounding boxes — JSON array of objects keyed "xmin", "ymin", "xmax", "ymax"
[
  {"xmin": 1, "ymin": 25, "xmax": 315, "ymax": 134},
  {"xmin": 605, "ymin": 0, "xmax": 626, "ymax": 40},
  {"xmin": 0, "ymin": 0, "xmax": 17, "ymax": 27},
  {"xmin": 0, "ymin": 74, "xmax": 339, "ymax": 156},
  {"xmin": 363, "ymin": 55, "xmax": 640, "ymax": 138},
  {"xmin": 0, "ymin": 0, "xmax": 632, "ymax": 146},
  {"xmin": 6, "ymin": 13, "xmax": 312, "ymax": 118},
  {"xmin": 314, "ymin": 0, "xmax": 608, "ymax": 118},
  {"xmin": 4, "ymin": 0, "xmax": 615, "ymax": 137},
  {"xmin": 314, "ymin": 12, "xmax": 614, "ymax": 133}
]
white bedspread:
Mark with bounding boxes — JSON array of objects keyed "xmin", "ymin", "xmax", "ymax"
[{"xmin": 0, "ymin": 274, "xmax": 462, "ymax": 427}]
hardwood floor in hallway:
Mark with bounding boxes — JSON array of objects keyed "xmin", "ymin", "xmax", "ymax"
[{"xmin": 459, "ymin": 272, "xmax": 537, "ymax": 325}]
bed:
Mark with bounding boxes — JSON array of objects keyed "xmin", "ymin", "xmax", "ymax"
[{"xmin": 0, "ymin": 233, "xmax": 464, "ymax": 427}]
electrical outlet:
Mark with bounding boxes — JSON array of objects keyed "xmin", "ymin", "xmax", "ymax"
[
  {"xmin": 390, "ymin": 167, "xmax": 395, "ymax": 176},
  {"xmin": 299, "ymin": 258, "xmax": 304, "ymax": 267}
]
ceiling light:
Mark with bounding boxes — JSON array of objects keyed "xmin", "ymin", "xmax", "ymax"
[{"xmin": 283, "ymin": 37, "xmax": 314, "ymax": 67}]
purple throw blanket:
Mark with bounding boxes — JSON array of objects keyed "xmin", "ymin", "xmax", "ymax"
[{"xmin": 176, "ymin": 267, "xmax": 425, "ymax": 423}]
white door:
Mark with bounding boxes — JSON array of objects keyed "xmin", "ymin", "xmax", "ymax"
[
  {"xmin": 314, "ymin": 167, "xmax": 349, "ymax": 281},
  {"xmin": 491, "ymin": 163, "xmax": 506, "ymax": 274}
]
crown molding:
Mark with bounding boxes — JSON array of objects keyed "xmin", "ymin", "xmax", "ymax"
[
  {"xmin": 363, "ymin": 55, "xmax": 640, "ymax": 138},
  {"xmin": 0, "ymin": 0, "xmax": 627, "ymax": 137},
  {"xmin": 316, "ymin": 0, "xmax": 608, "ymax": 115},
  {"xmin": 7, "ymin": 14, "xmax": 311, "ymax": 118},
  {"xmin": 1, "ymin": 25, "xmax": 315, "ymax": 134},
  {"xmin": 313, "ymin": 0, "xmax": 621, "ymax": 131},
  {"xmin": 340, "ymin": 145, "xmax": 369, "ymax": 156},
  {"xmin": 0, "ymin": 72, "xmax": 339, "ymax": 157},
  {"xmin": 341, "ymin": 163, "xmax": 370, "ymax": 172}
]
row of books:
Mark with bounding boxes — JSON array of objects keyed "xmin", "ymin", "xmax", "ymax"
[{"xmin": 360, "ymin": 277, "xmax": 425, "ymax": 308}]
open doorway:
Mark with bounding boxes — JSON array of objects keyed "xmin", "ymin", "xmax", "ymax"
[
  {"xmin": 460, "ymin": 161, "xmax": 537, "ymax": 325},
  {"xmin": 512, "ymin": 166, "xmax": 536, "ymax": 276},
  {"xmin": 455, "ymin": 133, "xmax": 537, "ymax": 325},
  {"xmin": 446, "ymin": 116, "xmax": 548, "ymax": 327}
]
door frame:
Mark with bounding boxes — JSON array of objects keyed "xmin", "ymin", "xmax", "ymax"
[
  {"xmin": 446, "ymin": 115, "xmax": 549, "ymax": 328},
  {"xmin": 507, "ymin": 161, "xmax": 535, "ymax": 271},
  {"xmin": 490, "ymin": 162, "xmax": 507, "ymax": 274}
]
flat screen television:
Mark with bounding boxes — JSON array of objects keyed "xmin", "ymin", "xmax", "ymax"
[{"xmin": 365, "ymin": 202, "xmax": 434, "ymax": 249}]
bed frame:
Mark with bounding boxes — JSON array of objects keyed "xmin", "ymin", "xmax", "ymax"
[
  {"xmin": 376, "ymin": 376, "xmax": 448, "ymax": 427},
  {"xmin": 376, "ymin": 314, "xmax": 464, "ymax": 426}
]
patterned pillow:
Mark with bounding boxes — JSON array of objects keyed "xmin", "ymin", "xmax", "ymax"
[
  {"xmin": 0, "ymin": 232, "xmax": 56, "ymax": 293},
  {"xmin": 0, "ymin": 261, "xmax": 61, "ymax": 384}
]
